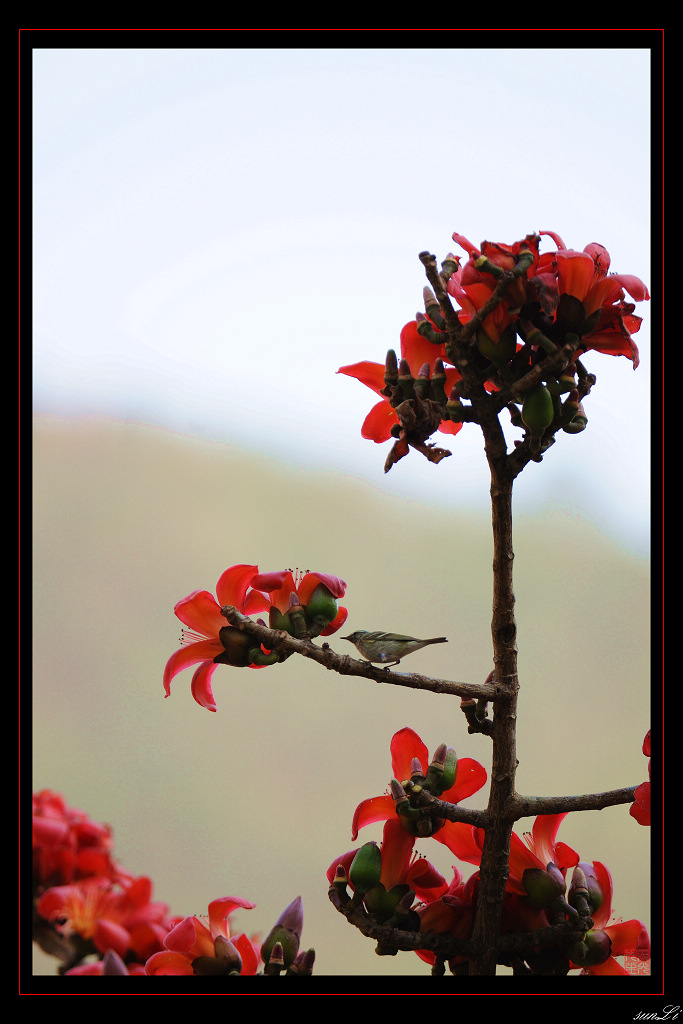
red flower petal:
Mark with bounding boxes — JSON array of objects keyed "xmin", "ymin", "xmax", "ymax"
[
  {"xmin": 351, "ymin": 793, "xmax": 395, "ymax": 840},
  {"xmin": 320, "ymin": 605, "xmax": 348, "ymax": 636},
  {"xmin": 378, "ymin": 819, "xmax": 416, "ymax": 891},
  {"xmin": 190, "ymin": 661, "xmax": 219, "ymax": 712},
  {"xmin": 215, "ymin": 564, "xmax": 261, "ymax": 610},
  {"xmin": 208, "ymin": 896, "xmax": 257, "ymax": 937},
  {"xmin": 361, "ymin": 399, "xmax": 398, "ymax": 442},
  {"xmin": 174, "ymin": 590, "xmax": 224, "ymax": 637},
  {"xmin": 433, "ymin": 820, "xmax": 483, "ymax": 866},
  {"xmin": 163, "ymin": 640, "xmax": 223, "ymax": 697},
  {"xmin": 337, "ymin": 361, "xmax": 386, "ymax": 395},
  {"xmin": 442, "ymin": 757, "xmax": 488, "ymax": 804},
  {"xmin": 145, "ymin": 950, "xmax": 195, "ymax": 975},
  {"xmin": 390, "ymin": 728, "xmax": 430, "ymax": 782}
]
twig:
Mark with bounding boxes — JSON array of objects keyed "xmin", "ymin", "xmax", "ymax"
[{"xmin": 220, "ymin": 606, "xmax": 499, "ymax": 702}]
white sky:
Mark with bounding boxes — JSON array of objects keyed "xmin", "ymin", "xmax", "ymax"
[{"xmin": 32, "ymin": 45, "xmax": 652, "ymax": 555}]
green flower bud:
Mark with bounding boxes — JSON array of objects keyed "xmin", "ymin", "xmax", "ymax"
[
  {"xmin": 349, "ymin": 842, "xmax": 383, "ymax": 896},
  {"xmin": 521, "ymin": 384, "xmax": 554, "ymax": 432},
  {"xmin": 384, "ymin": 349, "xmax": 399, "ymax": 386},
  {"xmin": 571, "ymin": 929, "xmax": 612, "ymax": 968},
  {"xmin": 522, "ymin": 866, "xmax": 566, "ymax": 909},
  {"xmin": 261, "ymin": 896, "xmax": 303, "ymax": 968},
  {"xmin": 477, "ymin": 324, "xmax": 518, "ymax": 366},
  {"xmin": 414, "ymin": 362, "xmax": 431, "ymax": 399},
  {"xmin": 424, "ymin": 743, "xmax": 458, "ymax": 796},
  {"xmin": 570, "ymin": 862, "xmax": 603, "ymax": 914}
]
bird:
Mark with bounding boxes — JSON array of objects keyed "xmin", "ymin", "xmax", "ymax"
[{"xmin": 341, "ymin": 630, "xmax": 448, "ymax": 667}]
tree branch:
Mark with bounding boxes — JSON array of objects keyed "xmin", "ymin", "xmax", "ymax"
[
  {"xmin": 220, "ymin": 605, "xmax": 499, "ymax": 702},
  {"xmin": 510, "ymin": 787, "xmax": 638, "ymax": 818}
]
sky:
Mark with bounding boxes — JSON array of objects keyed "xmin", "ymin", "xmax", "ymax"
[{"xmin": 31, "ymin": 43, "xmax": 652, "ymax": 555}]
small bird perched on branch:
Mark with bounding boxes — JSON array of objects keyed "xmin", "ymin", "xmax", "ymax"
[{"xmin": 341, "ymin": 630, "xmax": 448, "ymax": 667}]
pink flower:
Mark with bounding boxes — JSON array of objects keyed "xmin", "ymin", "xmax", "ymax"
[
  {"xmin": 32, "ymin": 789, "xmax": 125, "ymax": 890},
  {"xmin": 145, "ymin": 896, "xmax": 260, "ymax": 976},
  {"xmin": 35, "ymin": 875, "xmax": 175, "ymax": 963}
]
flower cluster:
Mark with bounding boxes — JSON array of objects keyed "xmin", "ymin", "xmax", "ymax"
[
  {"xmin": 328, "ymin": 729, "xmax": 650, "ymax": 976},
  {"xmin": 448, "ymin": 230, "xmax": 648, "ymax": 369},
  {"xmin": 339, "ymin": 230, "xmax": 649, "ymax": 462},
  {"xmin": 33, "ymin": 790, "xmax": 312, "ymax": 976},
  {"xmin": 164, "ymin": 563, "xmax": 347, "ymax": 711}
]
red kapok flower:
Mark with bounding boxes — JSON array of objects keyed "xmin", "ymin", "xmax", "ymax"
[
  {"xmin": 351, "ymin": 727, "xmax": 487, "ymax": 865},
  {"xmin": 569, "ymin": 861, "xmax": 650, "ymax": 975},
  {"xmin": 327, "ymin": 818, "xmax": 449, "ymax": 907},
  {"xmin": 32, "ymin": 789, "xmax": 126, "ymax": 891},
  {"xmin": 490, "ymin": 813, "xmax": 580, "ymax": 896},
  {"xmin": 163, "ymin": 564, "xmax": 281, "ymax": 712},
  {"xmin": 338, "ymin": 321, "xmax": 463, "ymax": 443},
  {"xmin": 449, "ymin": 232, "xmax": 543, "ymax": 343},
  {"xmin": 35, "ymin": 875, "xmax": 175, "ymax": 963},
  {"xmin": 145, "ymin": 896, "xmax": 260, "ymax": 976},
  {"xmin": 250, "ymin": 568, "xmax": 348, "ymax": 637},
  {"xmin": 535, "ymin": 232, "xmax": 649, "ymax": 368}
]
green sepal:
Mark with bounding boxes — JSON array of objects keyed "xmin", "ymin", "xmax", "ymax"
[
  {"xmin": 248, "ymin": 648, "xmax": 281, "ymax": 666},
  {"xmin": 363, "ymin": 882, "xmax": 411, "ymax": 923},
  {"xmin": 269, "ymin": 606, "xmax": 294, "ymax": 635},
  {"xmin": 304, "ymin": 583, "xmax": 339, "ymax": 636},
  {"xmin": 438, "ymin": 747, "xmax": 458, "ymax": 794},
  {"xmin": 216, "ymin": 626, "xmax": 254, "ymax": 667}
]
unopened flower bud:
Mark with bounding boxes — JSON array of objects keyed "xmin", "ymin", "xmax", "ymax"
[
  {"xmin": 521, "ymin": 384, "xmax": 554, "ymax": 432},
  {"xmin": 446, "ymin": 385, "xmax": 465, "ymax": 422},
  {"xmin": 570, "ymin": 862, "xmax": 603, "ymax": 914},
  {"xmin": 571, "ymin": 928, "xmax": 612, "ymax": 968},
  {"xmin": 288, "ymin": 947, "xmax": 315, "ymax": 975},
  {"xmin": 384, "ymin": 349, "xmax": 399, "ymax": 386},
  {"xmin": 260, "ymin": 896, "xmax": 303, "ymax": 968},
  {"xmin": 398, "ymin": 358, "xmax": 415, "ymax": 397},
  {"xmin": 414, "ymin": 362, "xmax": 431, "ymax": 398},
  {"xmin": 349, "ymin": 842, "xmax": 383, "ymax": 896},
  {"xmin": 425, "ymin": 743, "xmax": 457, "ymax": 796},
  {"xmin": 522, "ymin": 865, "xmax": 566, "ymax": 909}
]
